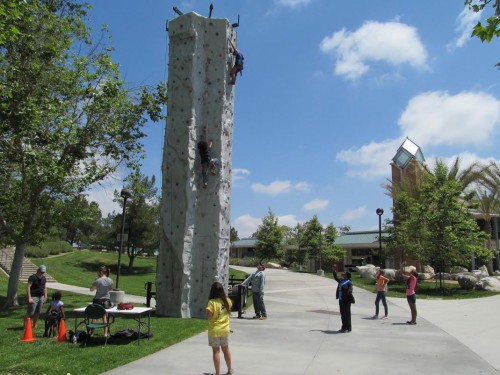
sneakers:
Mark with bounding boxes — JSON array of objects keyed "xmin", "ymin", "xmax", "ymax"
[
  {"xmin": 406, "ymin": 321, "xmax": 416, "ymax": 325},
  {"xmin": 252, "ymin": 316, "xmax": 261, "ymax": 319},
  {"xmin": 259, "ymin": 316, "xmax": 267, "ymax": 320},
  {"xmin": 371, "ymin": 315, "xmax": 378, "ymax": 319},
  {"xmin": 381, "ymin": 316, "xmax": 388, "ymax": 320}
]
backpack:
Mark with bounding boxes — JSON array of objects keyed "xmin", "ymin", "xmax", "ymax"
[{"xmin": 117, "ymin": 302, "xmax": 134, "ymax": 310}]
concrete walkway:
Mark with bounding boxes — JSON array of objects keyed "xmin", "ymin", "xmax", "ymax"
[{"xmin": 93, "ymin": 266, "xmax": 500, "ymax": 375}]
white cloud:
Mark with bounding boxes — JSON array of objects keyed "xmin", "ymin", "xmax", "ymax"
[
  {"xmin": 303, "ymin": 199, "xmax": 329, "ymax": 211},
  {"xmin": 233, "ymin": 214, "xmax": 262, "ymax": 238},
  {"xmin": 447, "ymin": 6, "xmax": 482, "ymax": 51},
  {"xmin": 340, "ymin": 206, "xmax": 367, "ymax": 221},
  {"xmin": 277, "ymin": 214, "xmax": 301, "ymax": 228},
  {"xmin": 399, "ymin": 91, "xmax": 500, "ymax": 147},
  {"xmin": 320, "ymin": 21, "xmax": 428, "ymax": 80},
  {"xmin": 233, "ymin": 168, "xmax": 250, "ymax": 181},
  {"xmin": 336, "ymin": 138, "xmax": 403, "ymax": 179},
  {"xmin": 337, "ymin": 90, "xmax": 500, "ymax": 178},
  {"xmin": 294, "ymin": 181, "xmax": 311, "ymax": 192},
  {"xmin": 426, "ymin": 151, "xmax": 500, "ymax": 172},
  {"xmin": 251, "ymin": 180, "xmax": 310, "ymax": 195},
  {"xmin": 86, "ymin": 175, "xmax": 124, "ymax": 217},
  {"xmin": 233, "ymin": 213, "xmax": 302, "ymax": 238},
  {"xmin": 276, "ymin": 0, "xmax": 312, "ymax": 8}
]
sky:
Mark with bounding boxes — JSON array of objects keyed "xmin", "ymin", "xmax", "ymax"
[{"xmin": 85, "ymin": 0, "xmax": 500, "ymax": 238}]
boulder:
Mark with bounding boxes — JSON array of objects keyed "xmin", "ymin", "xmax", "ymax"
[
  {"xmin": 382, "ymin": 269, "xmax": 396, "ymax": 281},
  {"xmin": 457, "ymin": 274, "xmax": 477, "ymax": 290},
  {"xmin": 265, "ymin": 262, "xmax": 282, "ymax": 269},
  {"xmin": 357, "ymin": 266, "xmax": 377, "ymax": 279},
  {"xmin": 472, "ymin": 269, "xmax": 489, "ymax": 280},
  {"xmin": 450, "ymin": 266, "xmax": 468, "ymax": 274},
  {"xmin": 492, "ymin": 271, "xmax": 500, "ymax": 276},
  {"xmin": 435, "ymin": 272, "xmax": 451, "ymax": 280},
  {"xmin": 424, "ymin": 265, "xmax": 435, "ymax": 275},
  {"xmin": 418, "ymin": 273, "xmax": 433, "ymax": 280},
  {"xmin": 475, "ymin": 277, "xmax": 500, "ymax": 292}
]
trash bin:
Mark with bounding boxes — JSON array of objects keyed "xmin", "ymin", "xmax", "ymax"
[{"xmin": 228, "ymin": 285, "xmax": 247, "ymax": 312}]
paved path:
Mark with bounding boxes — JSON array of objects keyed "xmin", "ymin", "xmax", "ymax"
[{"xmin": 95, "ymin": 266, "xmax": 500, "ymax": 375}]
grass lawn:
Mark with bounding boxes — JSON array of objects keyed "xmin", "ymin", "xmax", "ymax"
[{"xmin": 1, "ymin": 251, "xmax": 250, "ymax": 375}]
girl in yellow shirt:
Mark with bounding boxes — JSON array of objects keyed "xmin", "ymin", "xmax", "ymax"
[{"xmin": 206, "ymin": 282, "xmax": 234, "ymax": 375}]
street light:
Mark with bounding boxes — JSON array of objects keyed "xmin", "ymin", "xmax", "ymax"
[
  {"xmin": 115, "ymin": 188, "xmax": 132, "ymax": 290},
  {"xmin": 376, "ymin": 208, "xmax": 384, "ymax": 268}
]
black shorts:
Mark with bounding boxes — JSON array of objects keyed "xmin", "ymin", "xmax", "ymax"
[
  {"xmin": 406, "ymin": 294, "xmax": 416, "ymax": 304},
  {"xmin": 93, "ymin": 298, "xmax": 112, "ymax": 309}
]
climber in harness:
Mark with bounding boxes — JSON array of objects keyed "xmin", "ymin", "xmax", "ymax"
[
  {"xmin": 229, "ymin": 40, "xmax": 244, "ymax": 85},
  {"xmin": 197, "ymin": 139, "xmax": 213, "ymax": 188}
]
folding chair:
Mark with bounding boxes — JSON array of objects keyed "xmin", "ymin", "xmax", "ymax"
[{"xmin": 77, "ymin": 304, "xmax": 114, "ymax": 346}]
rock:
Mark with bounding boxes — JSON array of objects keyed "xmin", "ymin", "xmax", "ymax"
[
  {"xmin": 424, "ymin": 265, "xmax": 435, "ymax": 275},
  {"xmin": 382, "ymin": 269, "xmax": 396, "ymax": 280},
  {"xmin": 357, "ymin": 266, "xmax": 377, "ymax": 279},
  {"xmin": 265, "ymin": 262, "xmax": 281, "ymax": 269},
  {"xmin": 435, "ymin": 272, "xmax": 451, "ymax": 280},
  {"xmin": 472, "ymin": 269, "xmax": 489, "ymax": 280},
  {"xmin": 418, "ymin": 273, "xmax": 433, "ymax": 280},
  {"xmin": 450, "ymin": 266, "xmax": 468, "ymax": 274},
  {"xmin": 457, "ymin": 274, "xmax": 477, "ymax": 290},
  {"xmin": 475, "ymin": 277, "xmax": 500, "ymax": 292},
  {"xmin": 492, "ymin": 271, "xmax": 500, "ymax": 276}
]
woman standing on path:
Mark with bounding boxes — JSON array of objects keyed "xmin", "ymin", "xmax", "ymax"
[
  {"xmin": 372, "ymin": 269, "xmax": 389, "ymax": 319},
  {"xmin": 402, "ymin": 266, "xmax": 418, "ymax": 325},
  {"xmin": 206, "ymin": 282, "xmax": 234, "ymax": 375}
]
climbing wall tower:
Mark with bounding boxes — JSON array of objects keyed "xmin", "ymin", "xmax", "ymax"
[{"xmin": 156, "ymin": 12, "xmax": 235, "ymax": 318}]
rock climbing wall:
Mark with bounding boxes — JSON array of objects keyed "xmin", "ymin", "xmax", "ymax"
[{"xmin": 156, "ymin": 12, "xmax": 235, "ymax": 318}]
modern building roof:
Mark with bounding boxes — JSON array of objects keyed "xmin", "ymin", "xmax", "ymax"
[
  {"xmin": 231, "ymin": 238, "xmax": 256, "ymax": 248},
  {"xmin": 392, "ymin": 137, "xmax": 425, "ymax": 169},
  {"xmin": 335, "ymin": 230, "xmax": 388, "ymax": 248}
]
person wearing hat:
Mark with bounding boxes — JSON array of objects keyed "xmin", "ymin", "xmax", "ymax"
[{"xmin": 26, "ymin": 265, "xmax": 48, "ymax": 329}]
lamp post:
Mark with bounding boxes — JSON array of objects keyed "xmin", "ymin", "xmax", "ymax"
[
  {"xmin": 115, "ymin": 188, "xmax": 132, "ymax": 290},
  {"xmin": 376, "ymin": 208, "xmax": 384, "ymax": 268}
]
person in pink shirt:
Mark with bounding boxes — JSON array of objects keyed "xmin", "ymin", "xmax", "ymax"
[
  {"xmin": 402, "ymin": 266, "xmax": 418, "ymax": 325},
  {"xmin": 372, "ymin": 269, "xmax": 389, "ymax": 319}
]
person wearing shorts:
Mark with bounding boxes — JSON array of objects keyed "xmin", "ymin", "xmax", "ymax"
[
  {"xmin": 26, "ymin": 265, "xmax": 48, "ymax": 329},
  {"xmin": 402, "ymin": 266, "xmax": 418, "ymax": 325},
  {"xmin": 206, "ymin": 282, "xmax": 234, "ymax": 375}
]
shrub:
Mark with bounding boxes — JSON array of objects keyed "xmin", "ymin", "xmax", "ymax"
[{"xmin": 26, "ymin": 241, "xmax": 72, "ymax": 258}]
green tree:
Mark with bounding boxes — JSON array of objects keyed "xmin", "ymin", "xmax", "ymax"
[
  {"xmin": 57, "ymin": 195, "xmax": 102, "ymax": 246},
  {"xmin": 322, "ymin": 223, "xmax": 346, "ymax": 262},
  {"xmin": 123, "ymin": 173, "xmax": 159, "ymax": 271},
  {"xmin": 302, "ymin": 215, "xmax": 324, "ymax": 269},
  {"xmin": 384, "ymin": 192, "xmax": 427, "ymax": 267},
  {"xmin": 253, "ymin": 209, "xmax": 284, "ymax": 261},
  {"xmin": 466, "ymin": 0, "xmax": 500, "ymax": 67},
  {"xmin": 0, "ymin": 1, "xmax": 167, "ymax": 306},
  {"xmin": 230, "ymin": 226, "xmax": 239, "ymax": 242},
  {"xmin": 421, "ymin": 162, "xmax": 492, "ymax": 290}
]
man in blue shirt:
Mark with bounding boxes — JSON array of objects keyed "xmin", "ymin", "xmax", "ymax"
[{"xmin": 242, "ymin": 263, "xmax": 266, "ymax": 320}]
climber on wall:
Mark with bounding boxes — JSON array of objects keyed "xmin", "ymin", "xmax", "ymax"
[
  {"xmin": 197, "ymin": 139, "xmax": 213, "ymax": 188},
  {"xmin": 229, "ymin": 39, "xmax": 244, "ymax": 85}
]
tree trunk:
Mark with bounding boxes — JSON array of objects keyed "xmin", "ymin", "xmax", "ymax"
[{"xmin": 5, "ymin": 242, "xmax": 27, "ymax": 307}]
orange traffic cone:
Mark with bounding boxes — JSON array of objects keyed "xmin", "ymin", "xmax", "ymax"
[
  {"xmin": 21, "ymin": 317, "xmax": 36, "ymax": 342},
  {"xmin": 57, "ymin": 319, "xmax": 67, "ymax": 343}
]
